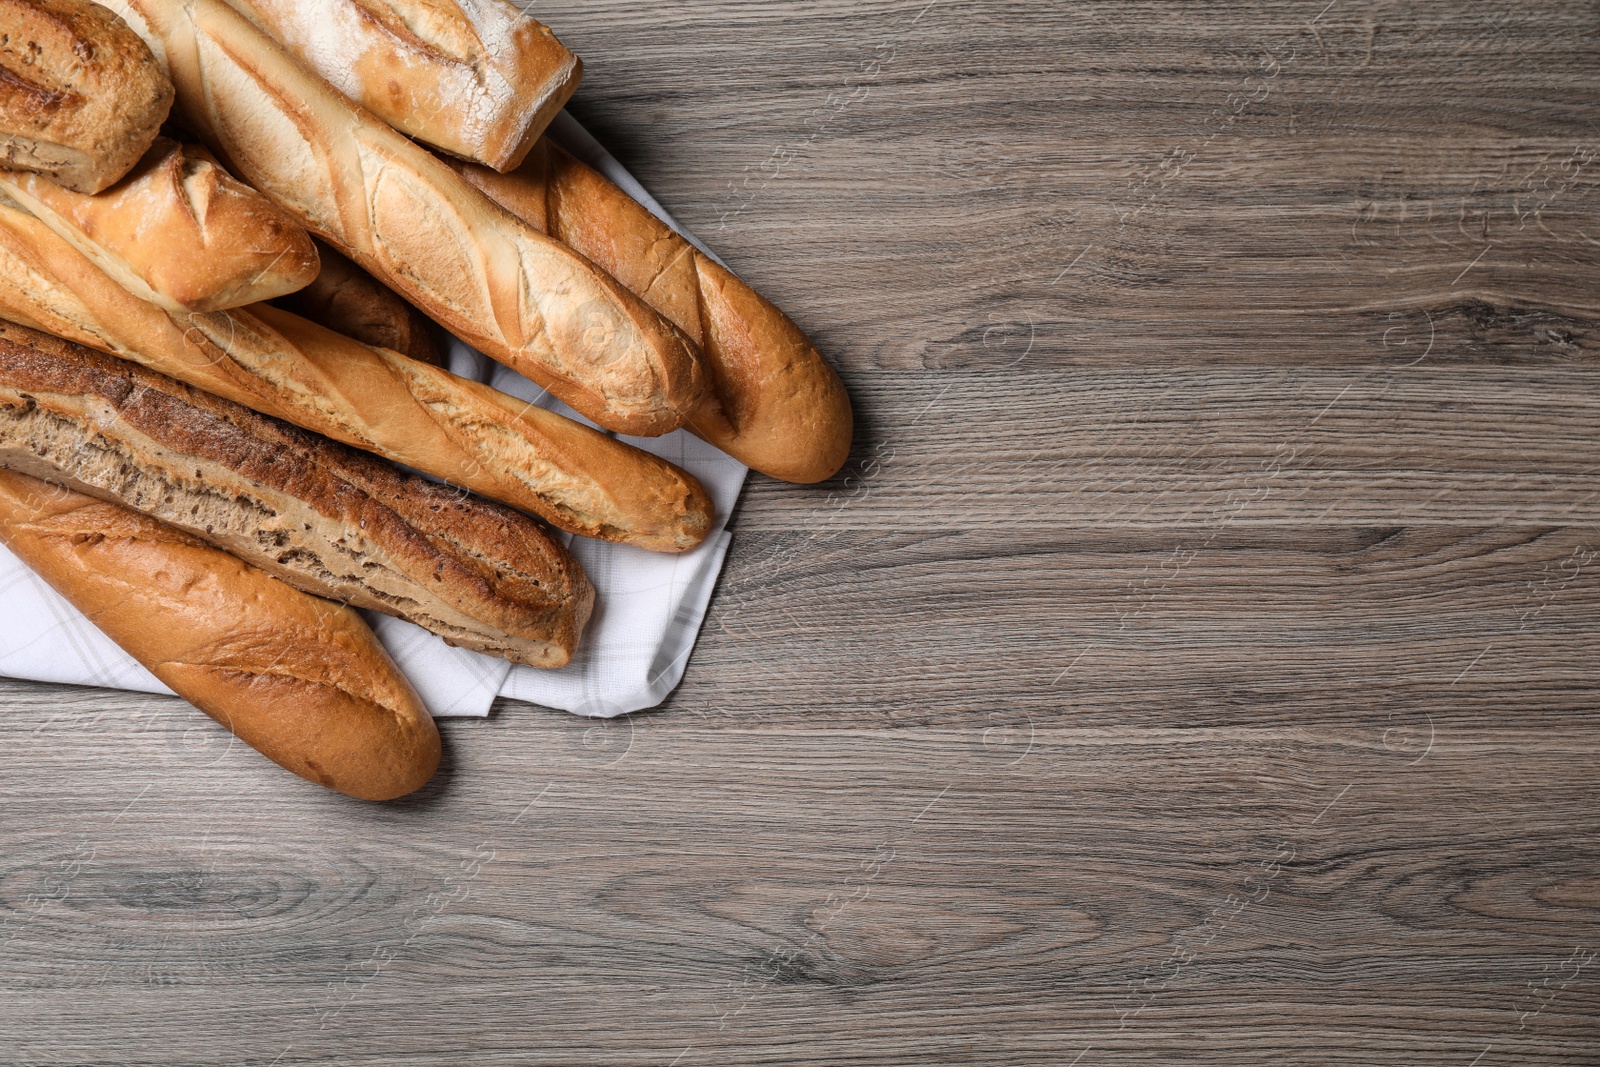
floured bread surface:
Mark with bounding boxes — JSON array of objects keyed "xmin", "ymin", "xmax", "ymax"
[
  {"xmin": 0, "ymin": 321, "xmax": 593, "ymax": 667},
  {"xmin": 229, "ymin": 0, "xmax": 580, "ymax": 171}
]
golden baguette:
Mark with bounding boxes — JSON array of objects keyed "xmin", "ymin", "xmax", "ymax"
[
  {"xmin": 227, "ymin": 0, "xmax": 580, "ymax": 172},
  {"xmin": 0, "ymin": 320, "xmax": 595, "ymax": 668},
  {"xmin": 450, "ymin": 140, "xmax": 855, "ymax": 483},
  {"xmin": 0, "ymin": 137, "xmax": 320, "ymax": 312},
  {"xmin": 0, "ymin": 195, "xmax": 713, "ymax": 552},
  {"xmin": 0, "ymin": 468, "xmax": 441, "ymax": 800},
  {"xmin": 102, "ymin": 0, "xmax": 707, "ymax": 437}
]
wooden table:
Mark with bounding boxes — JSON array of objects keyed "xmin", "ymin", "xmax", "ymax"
[{"xmin": 4, "ymin": 1, "xmax": 1598, "ymax": 1062}]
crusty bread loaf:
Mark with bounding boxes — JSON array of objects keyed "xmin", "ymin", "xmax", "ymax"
[
  {"xmin": 275, "ymin": 239, "xmax": 442, "ymax": 366},
  {"xmin": 450, "ymin": 140, "xmax": 854, "ymax": 483},
  {"xmin": 0, "ymin": 137, "xmax": 319, "ymax": 311},
  {"xmin": 228, "ymin": 0, "xmax": 579, "ymax": 172},
  {"xmin": 0, "ymin": 194, "xmax": 714, "ymax": 552},
  {"xmin": 0, "ymin": 467, "xmax": 440, "ymax": 800},
  {"xmin": 0, "ymin": 0, "xmax": 173, "ymax": 193},
  {"xmin": 0, "ymin": 320, "xmax": 595, "ymax": 667},
  {"xmin": 104, "ymin": 0, "xmax": 707, "ymax": 437}
]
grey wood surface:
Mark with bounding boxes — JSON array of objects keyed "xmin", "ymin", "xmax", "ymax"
[{"xmin": 4, "ymin": 1, "xmax": 1600, "ymax": 1063}]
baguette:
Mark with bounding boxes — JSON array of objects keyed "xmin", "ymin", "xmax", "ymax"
[
  {"xmin": 452, "ymin": 141, "xmax": 854, "ymax": 483},
  {"xmin": 0, "ymin": 137, "xmax": 319, "ymax": 312},
  {"xmin": 275, "ymin": 239, "xmax": 442, "ymax": 367},
  {"xmin": 0, "ymin": 320, "xmax": 595, "ymax": 667},
  {"xmin": 0, "ymin": 467, "xmax": 440, "ymax": 800},
  {"xmin": 227, "ymin": 0, "xmax": 579, "ymax": 172},
  {"xmin": 0, "ymin": 0, "xmax": 173, "ymax": 193},
  {"xmin": 103, "ymin": 0, "xmax": 707, "ymax": 437},
  {"xmin": 0, "ymin": 194, "xmax": 714, "ymax": 552}
]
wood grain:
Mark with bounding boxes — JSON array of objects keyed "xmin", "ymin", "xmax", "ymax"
[{"xmin": 3, "ymin": 0, "xmax": 1600, "ymax": 1063}]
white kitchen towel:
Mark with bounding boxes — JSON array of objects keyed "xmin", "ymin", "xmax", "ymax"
[{"xmin": 0, "ymin": 113, "xmax": 749, "ymax": 719}]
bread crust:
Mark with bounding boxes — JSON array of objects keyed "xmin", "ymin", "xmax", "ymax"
[
  {"xmin": 228, "ymin": 0, "xmax": 580, "ymax": 172},
  {"xmin": 0, "ymin": 319, "xmax": 595, "ymax": 668},
  {"xmin": 0, "ymin": 194, "xmax": 714, "ymax": 551},
  {"xmin": 0, "ymin": 137, "xmax": 319, "ymax": 311},
  {"xmin": 452, "ymin": 141, "xmax": 855, "ymax": 484},
  {"xmin": 104, "ymin": 0, "xmax": 707, "ymax": 437},
  {"xmin": 275, "ymin": 238, "xmax": 441, "ymax": 366},
  {"xmin": 0, "ymin": 467, "xmax": 440, "ymax": 800},
  {"xmin": 0, "ymin": 0, "xmax": 173, "ymax": 193}
]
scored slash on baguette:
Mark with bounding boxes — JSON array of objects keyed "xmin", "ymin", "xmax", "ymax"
[
  {"xmin": 0, "ymin": 467, "xmax": 441, "ymax": 801},
  {"xmin": 0, "ymin": 137, "xmax": 321, "ymax": 313},
  {"xmin": 0, "ymin": 320, "xmax": 595, "ymax": 668}
]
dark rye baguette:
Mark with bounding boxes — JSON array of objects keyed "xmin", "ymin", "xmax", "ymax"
[
  {"xmin": 0, "ymin": 467, "xmax": 439, "ymax": 800},
  {"xmin": 0, "ymin": 0, "xmax": 173, "ymax": 193},
  {"xmin": 0, "ymin": 320, "xmax": 593, "ymax": 667}
]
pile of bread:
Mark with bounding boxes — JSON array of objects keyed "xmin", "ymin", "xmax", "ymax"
[{"xmin": 0, "ymin": 0, "xmax": 851, "ymax": 799}]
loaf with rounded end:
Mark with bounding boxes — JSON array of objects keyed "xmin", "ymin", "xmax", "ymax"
[
  {"xmin": 0, "ymin": 137, "xmax": 319, "ymax": 311},
  {"xmin": 450, "ymin": 140, "xmax": 854, "ymax": 484},
  {"xmin": 0, "ymin": 194, "xmax": 714, "ymax": 552},
  {"xmin": 228, "ymin": 0, "xmax": 579, "ymax": 172},
  {"xmin": 0, "ymin": 319, "xmax": 596, "ymax": 667},
  {"xmin": 103, "ymin": 0, "xmax": 708, "ymax": 437},
  {"xmin": 0, "ymin": 467, "xmax": 440, "ymax": 800},
  {"xmin": 0, "ymin": 0, "xmax": 173, "ymax": 193},
  {"xmin": 275, "ymin": 239, "xmax": 441, "ymax": 366}
]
